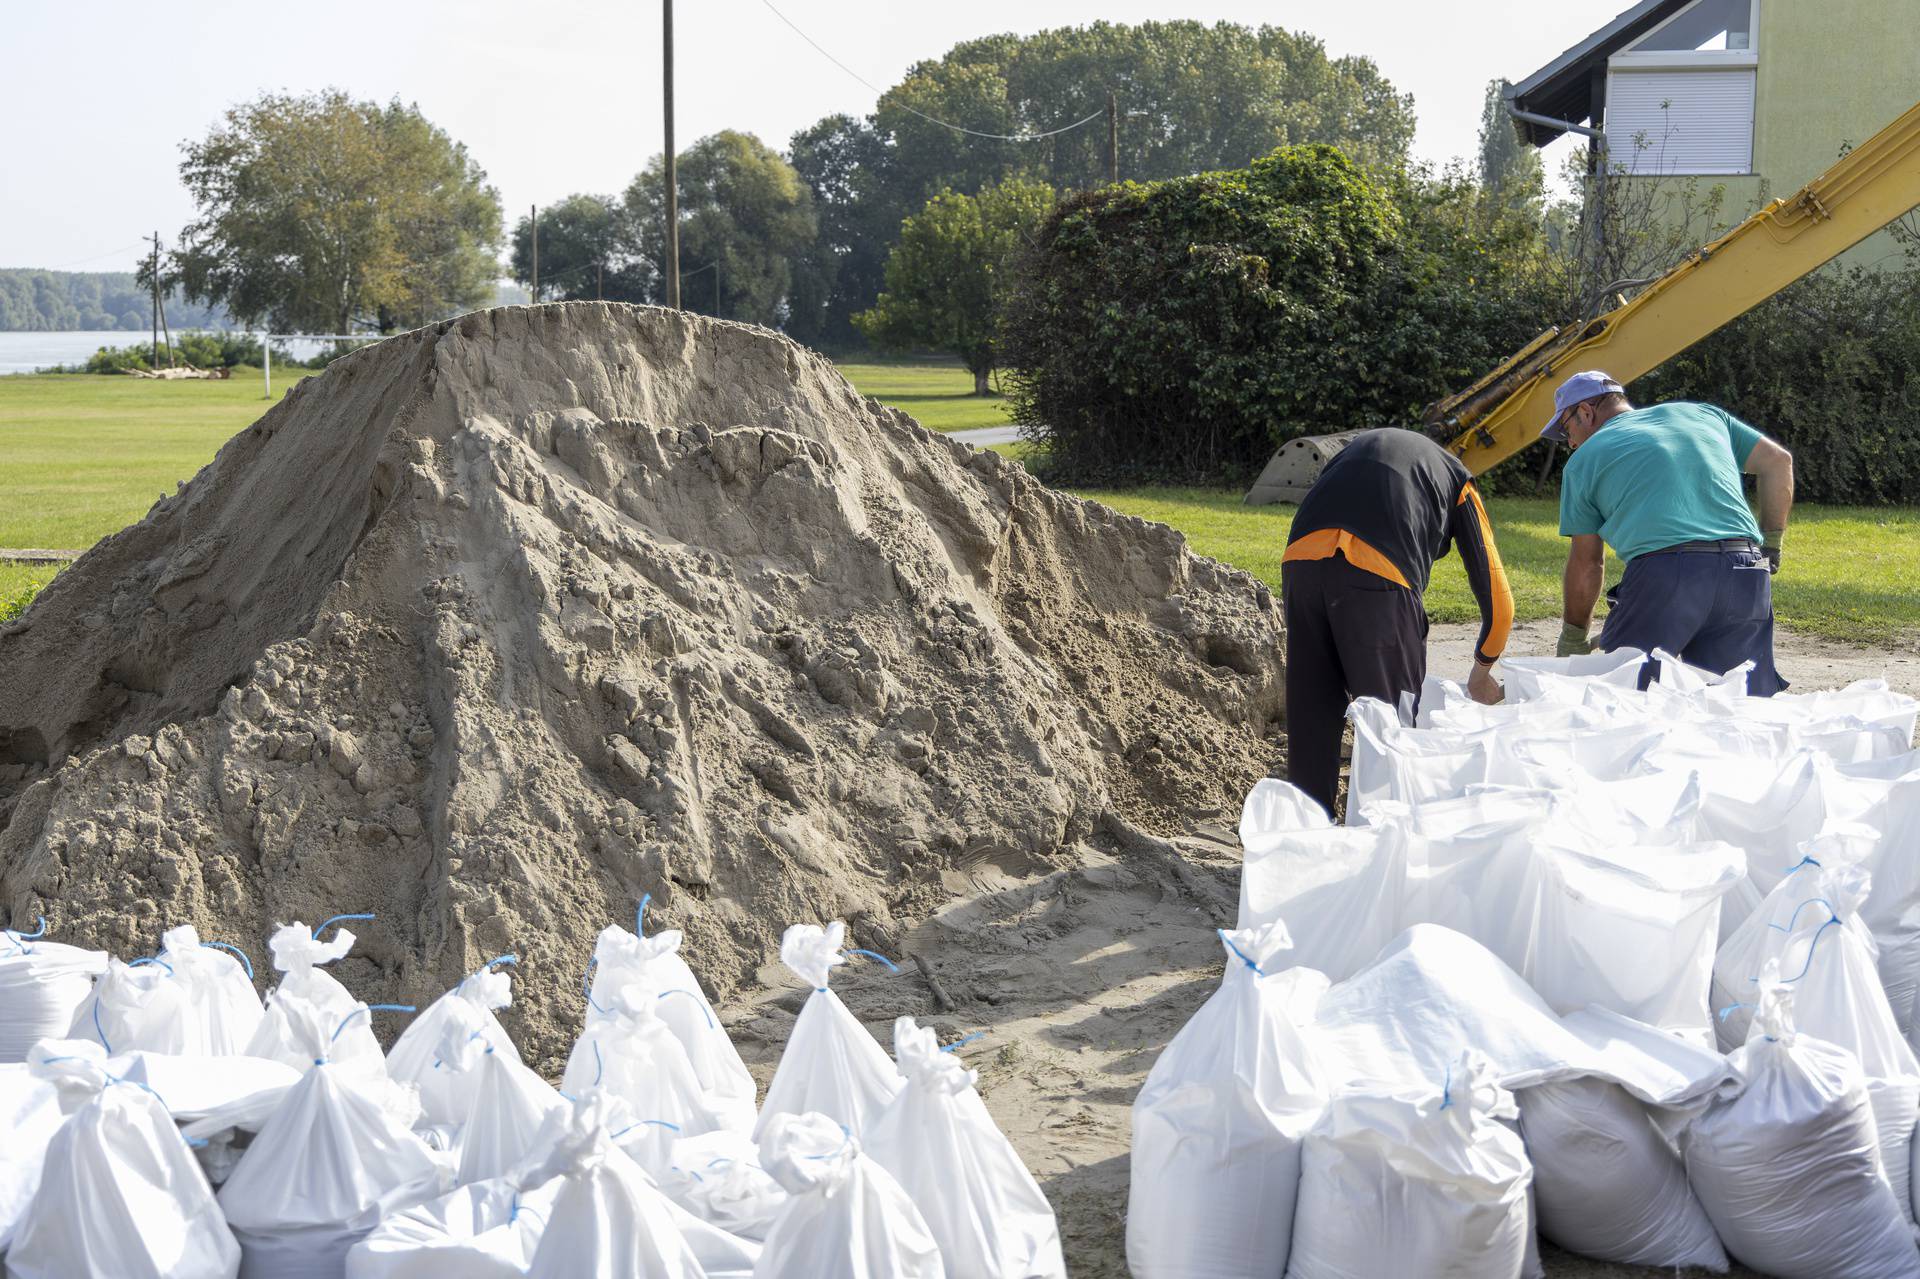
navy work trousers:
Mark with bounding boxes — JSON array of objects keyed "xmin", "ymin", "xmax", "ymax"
[{"xmin": 1599, "ymin": 545, "xmax": 1787, "ymax": 695}]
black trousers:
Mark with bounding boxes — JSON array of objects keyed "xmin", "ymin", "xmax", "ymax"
[{"xmin": 1281, "ymin": 555, "xmax": 1428, "ymax": 818}]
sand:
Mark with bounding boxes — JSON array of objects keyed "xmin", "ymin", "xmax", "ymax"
[{"xmin": 0, "ymin": 302, "xmax": 1284, "ymax": 1075}]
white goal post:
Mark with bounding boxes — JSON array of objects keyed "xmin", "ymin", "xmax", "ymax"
[{"xmin": 262, "ymin": 333, "xmax": 383, "ymax": 399}]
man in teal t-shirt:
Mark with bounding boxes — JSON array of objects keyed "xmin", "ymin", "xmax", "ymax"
[{"xmin": 1545, "ymin": 370, "xmax": 1795, "ymax": 695}]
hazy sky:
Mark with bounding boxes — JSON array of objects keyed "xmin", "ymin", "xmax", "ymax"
[{"xmin": 0, "ymin": 0, "xmax": 1628, "ymax": 271}]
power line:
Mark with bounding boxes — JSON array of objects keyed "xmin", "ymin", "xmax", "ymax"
[
  {"xmin": 35, "ymin": 239, "xmax": 151, "ymax": 272},
  {"xmin": 757, "ymin": 0, "xmax": 1105, "ymax": 143}
]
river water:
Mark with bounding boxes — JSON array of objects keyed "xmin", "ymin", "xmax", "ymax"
[{"xmin": 0, "ymin": 330, "xmax": 343, "ymax": 375}]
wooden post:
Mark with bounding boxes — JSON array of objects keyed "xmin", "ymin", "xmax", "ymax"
[
  {"xmin": 597, "ymin": 262, "xmax": 604, "ymax": 300},
  {"xmin": 664, "ymin": 0, "xmax": 681, "ymax": 310},
  {"xmin": 530, "ymin": 204, "xmax": 539, "ymax": 303},
  {"xmin": 1107, "ymin": 90, "xmax": 1118, "ymax": 184},
  {"xmin": 154, "ymin": 235, "xmax": 174, "ymax": 368}
]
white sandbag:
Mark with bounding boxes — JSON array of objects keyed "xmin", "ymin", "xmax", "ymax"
[
  {"xmin": 563, "ymin": 976, "xmax": 723, "ymax": 1170},
  {"xmin": 454, "ymin": 1037, "xmax": 566, "ymax": 1186},
  {"xmin": 1652, "ymin": 647, "xmax": 1753, "ymax": 696},
  {"xmin": 1497, "ymin": 648, "xmax": 1648, "ymax": 701},
  {"xmin": 1285, "ymin": 1053, "xmax": 1533, "ymax": 1279},
  {"xmin": 1683, "ymin": 980, "xmax": 1920, "ymax": 1279},
  {"xmin": 589, "ymin": 905, "xmax": 759, "ymax": 1131},
  {"xmin": 1484, "ymin": 719, "xmax": 1665, "ymax": 791},
  {"xmin": 753, "ymin": 1109, "xmax": 945, "ymax": 1279},
  {"xmin": 384, "ymin": 958, "xmax": 520, "ymax": 1130},
  {"xmin": 345, "ymin": 1175, "xmax": 553, "ymax": 1278},
  {"xmin": 870, "ymin": 1016, "xmax": 1065, "ymax": 1279},
  {"xmin": 1346, "ymin": 698, "xmax": 1490, "ymax": 822},
  {"xmin": 0, "ymin": 921, "xmax": 107, "ymax": 1062},
  {"xmin": 68, "ymin": 954, "xmax": 197, "ymax": 1053},
  {"xmin": 754, "ymin": 922, "xmax": 903, "ymax": 1139},
  {"xmin": 658, "ymin": 1129, "xmax": 789, "ymax": 1242},
  {"xmin": 246, "ymin": 983, "xmax": 387, "ymax": 1080},
  {"xmin": 8, "ymin": 1040, "xmax": 241, "ymax": 1279},
  {"xmin": 218, "ymin": 1026, "xmax": 448, "ymax": 1279},
  {"xmin": 1393, "ymin": 788, "xmax": 1551, "ymax": 950},
  {"xmin": 1127, "ymin": 922, "xmax": 1325, "ymax": 1279},
  {"xmin": 0, "ymin": 1064, "xmax": 64, "ymax": 1252},
  {"xmin": 246, "ymin": 920, "xmax": 374, "ymax": 1071},
  {"xmin": 155, "ymin": 925, "xmax": 266, "ymax": 1053},
  {"xmin": 1309, "ymin": 926, "xmax": 1735, "ymax": 1105},
  {"xmin": 1711, "ymin": 859, "xmax": 1920, "ymax": 1220},
  {"xmin": 1515, "ymin": 1075, "xmax": 1726, "ymax": 1270},
  {"xmin": 1237, "ymin": 779, "xmax": 1407, "ymax": 980},
  {"xmin": 519, "ymin": 1095, "xmax": 709, "ymax": 1279},
  {"xmin": 1519, "ymin": 832, "xmax": 1744, "ymax": 1039},
  {"xmin": 109, "ymin": 1050, "xmax": 300, "ymax": 1120}
]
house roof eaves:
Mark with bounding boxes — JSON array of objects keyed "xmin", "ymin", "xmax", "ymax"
[{"xmin": 1505, "ymin": 0, "xmax": 1693, "ymax": 146}]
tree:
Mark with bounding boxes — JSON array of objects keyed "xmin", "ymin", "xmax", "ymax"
[
  {"xmin": 788, "ymin": 20, "xmax": 1417, "ymax": 345},
  {"xmin": 856, "ymin": 178, "xmax": 1056, "ymax": 394},
  {"xmin": 625, "ymin": 131, "xmax": 816, "ymax": 327},
  {"xmin": 171, "ymin": 90, "xmax": 502, "ymax": 334},
  {"xmin": 1476, "ymin": 80, "xmax": 1545, "ymax": 217},
  {"xmin": 509, "ymin": 194, "xmax": 652, "ymax": 304},
  {"xmin": 785, "ymin": 114, "xmax": 903, "ymax": 349}
]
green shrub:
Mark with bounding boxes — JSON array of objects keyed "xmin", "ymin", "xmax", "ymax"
[
  {"xmin": 1634, "ymin": 265, "xmax": 1920, "ymax": 504},
  {"xmin": 999, "ymin": 145, "xmax": 1553, "ymax": 485}
]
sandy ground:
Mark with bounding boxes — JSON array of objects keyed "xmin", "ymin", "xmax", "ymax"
[{"xmin": 714, "ymin": 618, "xmax": 1918, "ymax": 1279}]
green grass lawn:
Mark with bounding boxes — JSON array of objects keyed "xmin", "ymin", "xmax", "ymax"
[
  {"xmin": 2, "ymin": 364, "xmax": 1913, "ymax": 646},
  {"xmin": 834, "ymin": 358, "xmax": 1012, "ymax": 433},
  {"xmin": 1079, "ymin": 488, "xmax": 1920, "ymax": 647}
]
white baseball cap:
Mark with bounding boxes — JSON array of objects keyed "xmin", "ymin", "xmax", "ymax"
[{"xmin": 1542, "ymin": 370, "xmax": 1626, "ymax": 443}]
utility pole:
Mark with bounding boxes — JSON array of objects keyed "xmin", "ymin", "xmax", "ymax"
[
  {"xmin": 597, "ymin": 262, "xmax": 604, "ymax": 300},
  {"xmin": 664, "ymin": 0, "xmax": 681, "ymax": 309},
  {"xmin": 530, "ymin": 205, "xmax": 539, "ymax": 303},
  {"xmin": 150, "ymin": 233, "xmax": 160, "ymax": 368},
  {"xmin": 1107, "ymin": 90, "xmax": 1119, "ymax": 184}
]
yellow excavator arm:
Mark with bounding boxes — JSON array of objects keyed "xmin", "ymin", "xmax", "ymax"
[
  {"xmin": 1244, "ymin": 99, "xmax": 1920, "ymax": 504},
  {"xmin": 1433, "ymin": 98, "xmax": 1920, "ymax": 475}
]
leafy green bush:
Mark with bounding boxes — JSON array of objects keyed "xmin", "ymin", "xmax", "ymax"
[
  {"xmin": 0, "ymin": 577, "xmax": 48, "ymax": 626},
  {"xmin": 1634, "ymin": 265, "xmax": 1920, "ymax": 504},
  {"xmin": 999, "ymin": 145, "xmax": 1551, "ymax": 484}
]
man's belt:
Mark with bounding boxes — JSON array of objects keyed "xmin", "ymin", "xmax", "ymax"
[{"xmin": 1639, "ymin": 537, "xmax": 1759, "ymax": 557}]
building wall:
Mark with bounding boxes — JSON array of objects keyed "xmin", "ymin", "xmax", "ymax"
[{"xmin": 1611, "ymin": 0, "xmax": 1917, "ymax": 266}]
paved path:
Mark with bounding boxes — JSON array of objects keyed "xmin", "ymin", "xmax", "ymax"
[
  {"xmin": 948, "ymin": 425, "xmax": 1023, "ymax": 447},
  {"xmin": 0, "ymin": 548, "xmax": 82, "ymax": 565}
]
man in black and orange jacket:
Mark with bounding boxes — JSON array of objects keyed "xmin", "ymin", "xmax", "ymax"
[{"xmin": 1280, "ymin": 428, "xmax": 1512, "ymax": 816}]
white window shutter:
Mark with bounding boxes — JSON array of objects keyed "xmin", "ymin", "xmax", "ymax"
[{"xmin": 1605, "ymin": 68, "xmax": 1756, "ymax": 174}]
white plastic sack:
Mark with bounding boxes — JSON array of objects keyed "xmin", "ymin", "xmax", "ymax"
[
  {"xmin": 8, "ymin": 1040, "xmax": 241, "ymax": 1279},
  {"xmin": 219, "ymin": 1052, "xmax": 448, "ymax": 1277},
  {"xmin": 156, "ymin": 924, "xmax": 266, "ymax": 1053},
  {"xmin": 658, "ymin": 1128, "xmax": 789, "ymax": 1242},
  {"xmin": 455, "ymin": 1038, "xmax": 566, "ymax": 1186},
  {"xmin": 68, "ymin": 955, "xmax": 196, "ymax": 1054},
  {"xmin": 1683, "ymin": 980, "xmax": 1920, "ymax": 1279},
  {"xmin": 344, "ymin": 1175, "xmax": 554, "ymax": 1279},
  {"xmin": 1237, "ymin": 779, "xmax": 1407, "ymax": 980},
  {"xmin": 1711, "ymin": 859, "xmax": 1920, "ymax": 1220},
  {"xmin": 384, "ymin": 960, "xmax": 520, "ymax": 1129},
  {"xmin": 1497, "ymin": 648, "xmax": 1649, "ymax": 702},
  {"xmin": 1346, "ymin": 699, "xmax": 1490, "ymax": 823},
  {"xmin": 0, "ymin": 922, "xmax": 107, "ymax": 1062},
  {"xmin": 519, "ymin": 1095, "xmax": 709, "ymax": 1279},
  {"xmin": 1515, "ymin": 1076, "xmax": 1726, "ymax": 1270},
  {"xmin": 754, "ymin": 922, "xmax": 903, "ymax": 1139},
  {"xmin": 1128, "ymin": 922, "xmax": 1325, "ymax": 1279},
  {"xmin": 563, "ymin": 977, "xmax": 722, "ymax": 1170},
  {"xmin": 246, "ymin": 921, "xmax": 372, "ymax": 1071},
  {"xmin": 870, "ymin": 1016, "xmax": 1064, "ymax": 1279},
  {"xmin": 589, "ymin": 913, "xmax": 758, "ymax": 1131},
  {"xmin": 109, "ymin": 1050, "xmax": 300, "ymax": 1120},
  {"xmin": 754, "ymin": 1109, "xmax": 945, "ymax": 1279},
  {"xmin": 0, "ymin": 1064, "xmax": 64, "ymax": 1252},
  {"xmin": 1308, "ymin": 926, "xmax": 1735, "ymax": 1105},
  {"xmin": 1285, "ymin": 1053, "xmax": 1533, "ymax": 1279}
]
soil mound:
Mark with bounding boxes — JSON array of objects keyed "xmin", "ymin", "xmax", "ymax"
[{"xmin": 0, "ymin": 303, "xmax": 1283, "ymax": 1059}]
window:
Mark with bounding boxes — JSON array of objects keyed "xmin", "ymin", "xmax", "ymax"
[{"xmin": 1606, "ymin": 0, "xmax": 1758, "ymax": 174}]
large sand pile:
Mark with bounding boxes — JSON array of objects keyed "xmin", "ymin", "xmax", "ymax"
[{"xmin": 0, "ymin": 303, "xmax": 1284, "ymax": 1064}]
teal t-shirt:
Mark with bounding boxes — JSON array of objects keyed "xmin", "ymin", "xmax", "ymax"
[{"xmin": 1559, "ymin": 401, "xmax": 1764, "ymax": 561}]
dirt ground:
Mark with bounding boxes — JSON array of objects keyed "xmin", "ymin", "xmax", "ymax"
[{"xmin": 716, "ymin": 618, "xmax": 1917, "ymax": 1279}]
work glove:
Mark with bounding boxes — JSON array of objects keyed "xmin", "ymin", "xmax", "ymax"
[
  {"xmin": 1762, "ymin": 529, "xmax": 1784, "ymax": 575},
  {"xmin": 1556, "ymin": 621, "xmax": 1594, "ymax": 658}
]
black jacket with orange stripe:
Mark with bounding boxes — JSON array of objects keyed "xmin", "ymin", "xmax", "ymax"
[{"xmin": 1283, "ymin": 428, "xmax": 1514, "ymax": 665}]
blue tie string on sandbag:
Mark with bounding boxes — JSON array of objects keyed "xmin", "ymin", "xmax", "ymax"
[
  {"xmin": 1216, "ymin": 929, "xmax": 1265, "ymax": 976},
  {"xmin": 1717, "ymin": 1001, "xmax": 1752, "ymax": 1022},
  {"xmin": 92, "ymin": 1002, "xmax": 113, "ymax": 1053},
  {"xmin": 658, "ymin": 988, "xmax": 714, "ymax": 1028},
  {"xmin": 592, "ymin": 1040, "xmax": 604, "ymax": 1087},
  {"xmin": 940, "ymin": 1031, "xmax": 985, "ymax": 1053},
  {"xmin": 329, "ymin": 1003, "xmax": 417, "ymax": 1047},
  {"xmin": 1439, "ymin": 1063, "xmax": 1454, "ymax": 1112},
  {"xmin": 583, "ymin": 958, "xmax": 608, "ymax": 1013},
  {"xmin": 636, "ymin": 893, "xmax": 652, "ymax": 936},
  {"xmin": 612, "ymin": 1118, "xmax": 682, "ymax": 1138},
  {"xmin": 805, "ymin": 1124, "xmax": 854, "ymax": 1161},
  {"xmin": 2, "ymin": 916, "xmax": 48, "ymax": 952},
  {"xmin": 128, "ymin": 956, "xmax": 174, "ymax": 974},
  {"xmin": 312, "ymin": 912, "xmax": 374, "ymax": 940},
  {"xmin": 847, "ymin": 948, "xmax": 901, "ymax": 972},
  {"xmin": 201, "ymin": 941, "xmax": 255, "ymax": 980},
  {"xmin": 1765, "ymin": 897, "xmax": 1836, "ymax": 935}
]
